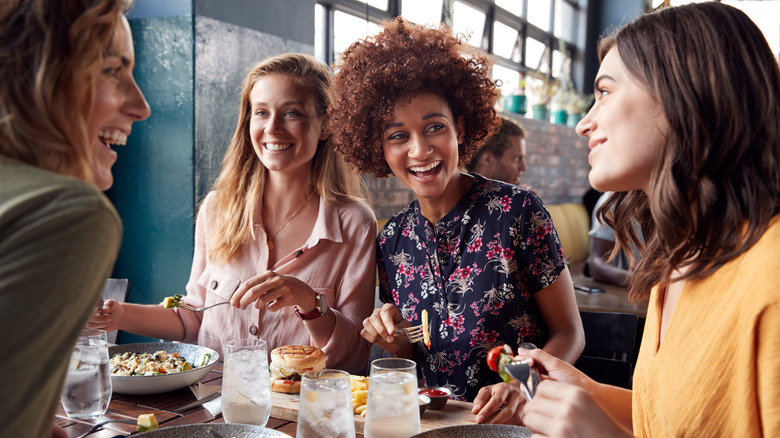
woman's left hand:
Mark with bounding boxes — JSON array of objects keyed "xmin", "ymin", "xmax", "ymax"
[
  {"xmin": 471, "ymin": 381, "xmax": 526, "ymax": 425},
  {"xmin": 231, "ymin": 270, "xmax": 316, "ymax": 311}
]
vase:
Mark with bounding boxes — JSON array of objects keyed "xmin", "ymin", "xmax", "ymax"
[
  {"xmin": 531, "ymin": 104, "xmax": 549, "ymax": 121},
  {"xmin": 552, "ymin": 109, "xmax": 568, "ymax": 125},
  {"xmin": 504, "ymin": 95, "xmax": 527, "ymax": 115},
  {"xmin": 567, "ymin": 113, "xmax": 583, "ymax": 128}
]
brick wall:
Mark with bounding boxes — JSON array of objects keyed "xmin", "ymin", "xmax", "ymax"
[{"xmin": 365, "ymin": 112, "xmax": 592, "ymax": 220}]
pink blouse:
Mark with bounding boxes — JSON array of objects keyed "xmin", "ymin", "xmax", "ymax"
[{"xmin": 176, "ymin": 191, "xmax": 377, "ymax": 374}]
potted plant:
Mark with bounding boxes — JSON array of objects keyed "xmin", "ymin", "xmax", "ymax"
[
  {"xmin": 563, "ymin": 91, "xmax": 594, "ymax": 128},
  {"xmin": 526, "ymin": 71, "xmax": 559, "ymax": 121}
]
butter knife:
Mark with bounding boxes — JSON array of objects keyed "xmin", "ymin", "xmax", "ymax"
[{"xmin": 175, "ymin": 391, "xmax": 221, "ymax": 412}]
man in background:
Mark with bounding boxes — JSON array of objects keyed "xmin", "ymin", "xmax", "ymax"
[{"xmin": 466, "ymin": 116, "xmax": 529, "ymax": 187}]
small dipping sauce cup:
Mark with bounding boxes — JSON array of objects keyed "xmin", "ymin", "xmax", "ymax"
[{"xmin": 418, "ymin": 386, "xmax": 452, "ymax": 410}]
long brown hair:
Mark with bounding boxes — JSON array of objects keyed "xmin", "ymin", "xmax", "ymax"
[
  {"xmin": 598, "ymin": 2, "xmax": 780, "ymax": 299},
  {"xmin": 207, "ymin": 53, "xmax": 368, "ymax": 263},
  {"xmin": 0, "ymin": 0, "xmax": 132, "ymax": 182}
]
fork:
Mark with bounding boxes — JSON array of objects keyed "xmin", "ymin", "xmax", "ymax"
[
  {"xmin": 504, "ymin": 361, "xmax": 535, "ymax": 401},
  {"xmin": 394, "ymin": 324, "xmax": 425, "ymax": 343},
  {"xmin": 76, "ymin": 419, "xmax": 140, "ymax": 438},
  {"xmin": 179, "ymin": 301, "xmax": 231, "ymax": 312}
]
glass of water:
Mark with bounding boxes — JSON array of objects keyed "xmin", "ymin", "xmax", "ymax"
[
  {"xmin": 297, "ymin": 370, "xmax": 355, "ymax": 438},
  {"xmin": 60, "ymin": 328, "xmax": 112, "ymax": 419},
  {"xmin": 363, "ymin": 358, "xmax": 420, "ymax": 438},
  {"xmin": 221, "ymin": 338, "xmax": 271, "ymax": 426}
]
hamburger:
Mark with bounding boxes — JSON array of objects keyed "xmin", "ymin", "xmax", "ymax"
[{"xmin": 269, "ymin": 345, "xmax": 326, "ymax": 394}]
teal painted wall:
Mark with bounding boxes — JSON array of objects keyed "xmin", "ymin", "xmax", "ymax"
[{"xmin": 107, "ymin": 15, "xmax": 195, "ymax": 344}]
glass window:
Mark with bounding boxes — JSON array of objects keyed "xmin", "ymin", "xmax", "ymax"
[
  {"xmin": 492, "ymin": 64, "xmax": 522, "ymax": 97},
  {"xmin": 495, "ymin": 0, "xmax": 524, "ymax": 17},
  {"xmin": 401, "ymin": 0, "xmax": 442, "ymax": 26},
  {"xmin": 554, "ymin": 0, "xmax": 575, "ymax": 43},
  {"xmin": 493, "ymin": 20, "xmax": 521, "ymax": 62},
  {"xmin": 333, "ymin": 11, "xmax": 382, "ymax": 62},
  {"xmin": 526, "ymin": 37, "xmax": 548, "ymax": 73},
  {"xmin": 527, "ymin": 0, "xmax": 551, "ymax": 32},
  {"xmin": 315, "ymin": 4, "xmax": 325, "ymax": 64},
  {"xmin": 453, "ymin": 1, "xmax": 486, "ymax": 48},
  {"xmin": 552, "ymin": 49, "xmax": 566, "ymax": 78},
  {"xmin": 356, "ymin": 0, "xmax": 388, "ymax": 11}
]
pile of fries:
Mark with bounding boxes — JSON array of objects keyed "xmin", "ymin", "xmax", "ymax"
[{"xmin": 350, "ymin": 375, "xmax": 369, "ymax": 416}]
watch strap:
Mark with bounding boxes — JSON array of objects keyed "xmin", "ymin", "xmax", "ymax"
[{"xmin": 295, "ymin": 293, "xmax": 323, "ymax": 320}]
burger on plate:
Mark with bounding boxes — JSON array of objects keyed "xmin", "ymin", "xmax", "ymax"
[{"xmin": 269, "ymin": 345, "xmax": 326, "ymax": 394}]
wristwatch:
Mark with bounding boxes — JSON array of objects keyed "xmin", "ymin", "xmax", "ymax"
[{"xmin": 295, "ymin": 292, "xmax": 328, "ymax": 320}]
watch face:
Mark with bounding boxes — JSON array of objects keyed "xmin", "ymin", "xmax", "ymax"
[{"xmin": 317, "ymin": 293, "xmax": 328, "ymax": 315}]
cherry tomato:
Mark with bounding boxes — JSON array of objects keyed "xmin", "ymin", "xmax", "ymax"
[{"xmin": 486, "ymin": 346, "xmax": 505, "ymax": 372}]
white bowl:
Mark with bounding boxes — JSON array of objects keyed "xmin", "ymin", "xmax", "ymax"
[{"xmin": 109, "ymin": 342, "xmax": 219, "ymax": 395}]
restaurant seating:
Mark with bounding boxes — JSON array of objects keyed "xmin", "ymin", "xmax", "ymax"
[
  {"xmin": 574, "ymin": 310, "xmax": 638, "ymax": 389},
  {"xmin": 547, "ymin": 203, "xmax": 590, "ymax": 264},
  {"xmin": 101, "ymin": 278, "xmax": 131, "ymax": 344}
]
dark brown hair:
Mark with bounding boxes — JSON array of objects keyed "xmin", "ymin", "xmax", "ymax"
[
  {"xmin": 598, "ymin": 2, "xmax": 780, "ymax": 299},
  {"xmin": 466, "ymin": 116, "xmax": 525, "ymax": 172},
  {"xmin": 327, "ymin": 17, "xmax": 500, "ymax": 177}
]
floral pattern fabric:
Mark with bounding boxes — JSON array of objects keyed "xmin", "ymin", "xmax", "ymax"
[{"xmin": 377, "ymin": 174, "xmax": 566, "ymax": 401}]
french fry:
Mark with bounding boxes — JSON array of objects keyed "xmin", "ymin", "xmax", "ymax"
[
  {"xmin": 349, "ymin": 374, "xmax": 370, "ymax": 414},
  {"xmin": 422, "ymin": 309, "xmax": 431, "ymax": 349},
  {"xmin": 355, "ymin": 405, "xmax": 367, "ymax": 415}
]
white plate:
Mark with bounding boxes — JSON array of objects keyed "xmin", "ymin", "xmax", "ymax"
[{"xmin": 109, "ymin": 342, "xmax": 219, "ymax": 395}]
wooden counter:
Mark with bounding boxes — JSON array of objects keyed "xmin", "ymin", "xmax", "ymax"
[{"xmin": 568, "ymin": 261, "xmax": 648, "ymax": 318}]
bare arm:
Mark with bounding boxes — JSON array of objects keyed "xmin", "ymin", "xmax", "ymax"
[
  {"xmin": 534, "ymin": 266, "xmax": 585, "ymax": 363},
  {"xmin": 587, "ymin": 237, "xmax": 630, "ymax": 286},
  {"xmin": 89, "ymin": 301, "xmax": 185, "ymax": 341}
]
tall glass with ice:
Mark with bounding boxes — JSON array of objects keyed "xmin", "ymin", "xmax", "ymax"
[
  {"xmin": 363, "ymin": 358, "xmax": 420, "ymax": 438},
  {"xmin": 297, "ymin": 369, "xmax": 355, "ymax": 438},
  {"xmin": 60, "ymin": 328, "xmax": 112, "ymax": 419},
  {"xmin": 221, "ymin": 338, "xmax": 272, "ymax": 425}
]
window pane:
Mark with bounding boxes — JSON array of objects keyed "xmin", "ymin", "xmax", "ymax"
[
  {"xmin": 554, "ymin": 0, "xmax": 575, "ymax": 43},
  {"xmin": 495, "ymin": 0, "xmax": 524, "ymax": 17},
  {"xmin": 526, "ymin": 38, "xmax": 548, "ymax": 73},
  {"xmin": 333, "ymin": 11, "xmax": 383, "ymax": 62},
  {"xmin": 493, "ymin": 21, "xmax": 521, "ymax": 62},
  {"xmin": 527, "ymin": 0, "xmax": 551, "ymax": 31},
  {"xmin": 492, "ymin": 65, "xmax": 522, "ymax": 97},
  {"xmin": 315, "ymin": 4, "xmax": 325, "ymax": 64},
  {"xmin": 552, "ymin": 49, "xmax": 566, "ymax": 78},
  {"xmin": 356, "ymin": 0, "xmax": 388, "ymax": 11},
  {"xmin": 401, "ymin": 0, "xmax": 442, "ymax": 26},
  {"xmin": 453, "ymin": 1, "xmax": 486, "ymax": 48}
]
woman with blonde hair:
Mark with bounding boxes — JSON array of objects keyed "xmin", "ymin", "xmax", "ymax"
[
  {"xmin": 0, "ymin": 0, "xmax": 150, "ymax": 436},
  {"xmin": 93, "ymin": 53, "xmax": 377, "ymax": 373}
]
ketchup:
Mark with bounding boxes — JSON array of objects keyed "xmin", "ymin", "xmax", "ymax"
[{"xmin": 419, "ymin": 389, "xmax": 447, "ymax": 397}]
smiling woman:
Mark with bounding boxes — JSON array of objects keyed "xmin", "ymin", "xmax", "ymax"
[
  {"xmin": 327, "ymin": 17, "xmax": 584, "ymax": 423},
  {"xmin": 0, "ymin": 1, "xmax": 150, "ymax": 437}
]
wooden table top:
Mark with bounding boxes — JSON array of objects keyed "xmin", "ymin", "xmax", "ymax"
[
  {"xmin": 569, "ymin": 261, "xmax": 648, "ymax": 318},
  {"xmin": 55, "ymin": 364, "xmax": 483, "ymax": 437}
]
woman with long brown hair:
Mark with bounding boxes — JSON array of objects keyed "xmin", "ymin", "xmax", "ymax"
[
  {"xmin": 519, "ymin": 3, "xmax": 780, "ymax": 436},
  {"xmin": 93, "ymin": 53, "xmax": 377, "ymax": 373}
]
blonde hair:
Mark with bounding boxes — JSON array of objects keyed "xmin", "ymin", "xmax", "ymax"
[
  {"xmin": 207, "ymin": 53, "xmax": 368, "ymax": 263},
  {"xmin": 0, "ymin": 0, "xmax": 132, "ymax": 182}
]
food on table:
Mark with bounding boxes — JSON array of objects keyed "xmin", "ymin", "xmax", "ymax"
[
  {"xmin": 350, "ymin": 374, "xmax": 369, "ymax": 416},
  {"xmin": 419, "ymin": 388, "xmax": 447, "ymax": 397},
  {"xmin": 268, "ymin": 345, "xmax": 325, "ymax": 394},
  {"xmin": 486, "ymin": 344, "xmax": 515, "ymax": 382},
  {"xmin": 136, "ymin": 413, "xmax": 158, "ymax": 432},
  {"xmin": 421, "ymin": 309, "xmax": 431, "ymax": 349},
  {"xmin": 110, "ymin": 350, "xmax": 194, "ymax": 376},
  {"xmin": 162, "ymin": 294, "xmax": 183, "ymax": 308}
]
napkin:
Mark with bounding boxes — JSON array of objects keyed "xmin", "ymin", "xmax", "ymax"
[{"xmin": 189, "ymin": 382, "xmax": 222, "ymax": 416}]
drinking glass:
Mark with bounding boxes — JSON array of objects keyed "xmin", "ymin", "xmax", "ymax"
[
  {"xmin": 363, "ymin": 358, "xmax": 420, "ymax": 438},
  {"xmin": 297, "ymin": 369, "xmax": 355, "ymax": 438},
  {"xmin": 60, "ymin": 329, "xmax": 112, "ymax": 419},
  {"xmin": 221, "ymin": 338, "xmax": 272, "ymax": 425}
]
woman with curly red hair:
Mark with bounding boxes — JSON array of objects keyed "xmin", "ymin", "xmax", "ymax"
[{"xmin": 328, "ymin": 18, "xmax": 584, "ymax": 423}]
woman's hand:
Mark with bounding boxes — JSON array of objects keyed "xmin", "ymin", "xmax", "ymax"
[
  {"xmin": 472, "ymin": 381, "xmax": 526, "ymax": 425},
  {"xmin": 360, "ymin": 303, "xmax": 412, "ymax": 356},
  {"xmin": 522, "ymin": 380, "xmax": 631, "ymax": 438},
  {"xmin": 231, "ymin": 270, "xmax": 316, "ymax": 311},
  {"xmin": 515, "ymin": 347, "xmax": 592, "ymax": 389},
  {"xmin": 87, "ymin": 299, "xmax": 123, "ymax": 333}
]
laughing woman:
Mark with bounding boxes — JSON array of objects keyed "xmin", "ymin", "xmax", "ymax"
[{"xmin": 327, "ymin": 18, "xmax": 584, "ymax": 423}]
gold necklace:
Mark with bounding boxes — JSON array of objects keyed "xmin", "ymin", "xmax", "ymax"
[{"xmin": 266, "ymin": 188, "xmax": 315, "ymax": 250}]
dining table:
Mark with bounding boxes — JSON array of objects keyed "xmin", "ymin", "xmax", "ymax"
[
  {"xmin": 55, "ymin": 364, "xmax": 484, "ymax": 437},
  {"xmin": 568, "ymin": 261, "xmax": 648, "ymax": 318}
]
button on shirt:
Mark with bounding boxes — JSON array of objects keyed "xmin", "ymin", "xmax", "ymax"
[{"xmin": 377, "ymin": 174, "xmax": 566, "ymax": 401}]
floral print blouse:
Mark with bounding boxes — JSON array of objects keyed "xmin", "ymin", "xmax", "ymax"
[{"xmin": 377, "ymin": 174, "xmax": 566, "ymax": 401}]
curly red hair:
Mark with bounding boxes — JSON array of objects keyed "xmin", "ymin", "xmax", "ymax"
[{"xmin": 327, "ymin": 17, "xmax": 500, "ymax": 177}]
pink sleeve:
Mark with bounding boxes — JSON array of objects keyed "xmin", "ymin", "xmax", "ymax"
[
  {"xmin": 320, "ymin": 203, "xmax": 377, "ymax": 374},
  {"xmin": 175, "ymin": 194, "xmax": 212, "ymax": 343}
]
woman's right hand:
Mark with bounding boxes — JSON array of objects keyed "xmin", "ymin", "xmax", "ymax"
[
  {"xmin": 514, "ymin": 347, "xmax": 591, "ymax": 389},
  {"xmin": 87, "ymin": 299, "xmax": 124, "ymax": 333},
  {"xmin": 360, "ymin": 303, "xmax": 411, "ymax": 355}
]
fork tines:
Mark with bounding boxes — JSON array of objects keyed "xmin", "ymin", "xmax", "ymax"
[{"xmin": 404, "ymin": 325, "xmax": 425, "ymax": 343}]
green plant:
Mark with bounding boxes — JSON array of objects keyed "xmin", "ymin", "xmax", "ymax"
[
  {"xmin": 563, "ymin": 90, "xmax": 594, "ymax": 115},
  {"xmin": 526, "ymin": 71, "xmax": 559, "ymax": 106}
]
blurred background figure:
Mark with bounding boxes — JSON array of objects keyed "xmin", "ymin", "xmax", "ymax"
[
  {"xmin": 586, "ymin": 191, "xmax": 642, "ymax": 286},
  {"xmin": 466, "ymin": 116, "xmax": 530, "ymax": 188}
]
